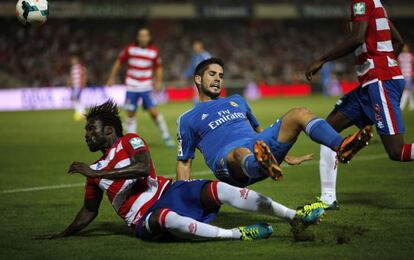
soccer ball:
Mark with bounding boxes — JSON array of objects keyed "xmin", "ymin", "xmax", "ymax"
[{"xmin": 16, "ymin": 0, "xmax": 48, "ymax": 26}]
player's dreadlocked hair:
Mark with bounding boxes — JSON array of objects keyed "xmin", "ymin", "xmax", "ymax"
[{"xmin": 86, "ymin": 100, "xmax": 123, "ymax": 137}]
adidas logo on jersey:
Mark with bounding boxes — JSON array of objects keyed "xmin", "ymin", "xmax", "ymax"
[{"xmin": 201, "ymin": 114, "xmax": 209, "ymax": 120}]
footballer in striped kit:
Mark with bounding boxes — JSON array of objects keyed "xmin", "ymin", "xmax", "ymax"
[
  {"xmin": 306, "ymin": 0, "xmax": 414, "ymax": 209},
  {"xmin": 106, "ymin": 27, "xmax": 174, "ymax": 148},
  {"xmin": 69, "ymin": 53, "xmax": 87, "ymax": 121},
  {"xmin": 33, "ymin": 100, "xmax": 326, "ymax": 241}
]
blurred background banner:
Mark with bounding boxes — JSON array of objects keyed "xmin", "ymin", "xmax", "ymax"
[{"xmin": 1, "ymin": 0, "xmax": 413, "ymax": 110}]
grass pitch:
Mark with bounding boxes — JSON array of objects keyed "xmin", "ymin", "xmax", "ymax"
[{"xmin": 0, "ymin": 96, "xmax": 413, "ymax": 259}]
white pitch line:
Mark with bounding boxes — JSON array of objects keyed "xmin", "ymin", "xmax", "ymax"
[
  {"xmin": 0, "ymin": 154, "xmax": 388, "ymax": 194},
  {"xmin": 0, "ymin": 170, "xmax": 210, "ymax": 194}
]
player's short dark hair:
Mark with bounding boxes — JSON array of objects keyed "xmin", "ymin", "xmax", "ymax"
[
  {"xmin": 192, "ymin": 38, "xmax": 203, "ymax": 44},
  {"xmin": 86, "ymin": 100, "xmax": 123, "ymax": 137},
  {"xmin": 194, "ymin": 57, "xmax": 224, "ymax": 78}
]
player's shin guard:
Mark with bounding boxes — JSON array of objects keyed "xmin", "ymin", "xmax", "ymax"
[
  {"xmin": 127, "ymin": 117, "xmax": 137, "ymax": 133},
  {"xmin": 319, "ymin": 145, "xmax": 338, "ymax": 204},
  {"xmin": 211, "ymin": 181, "xmax": 296, "ymax": 221},
  {"xmin": 241, "ymin": 154, "xmax": 268, "ymax": 180},
  {"xmin": 305, "ymin": 118, "xmax": 343, "ymax": 150},
  {"xmin": 401, "ymin": 144, "xmax": 414, "ymax": 161},
  {"xmin": 160, "ymin": 209, "xmax": 239, "ymax": 240},
  {"xmin": 155, "ymin": 114, "xmax": 171, "ymax": 140}
]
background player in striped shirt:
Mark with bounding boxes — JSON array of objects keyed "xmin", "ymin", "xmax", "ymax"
[
  {"xmin": 306, "ymin": 0, "xmax": 414, "ymax": 209},
  {"xmin": 33, "ymin": 100, "xmax": 325, "ymax": 241},
  {"xmin": 106, "ymin": 27, "xmax": 174, "ymax": 148},
  {"xmin": 69, "ymin": 53, "xmax": 87, "ymax": 121},
  {"xmin": 398, "ymin": 45, "xmax": 414, "ymax": 111}
]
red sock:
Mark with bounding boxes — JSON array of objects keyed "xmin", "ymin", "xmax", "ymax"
[{"xmin": 401, "ymin": 144, "xmax": 414, "ymax": 161}]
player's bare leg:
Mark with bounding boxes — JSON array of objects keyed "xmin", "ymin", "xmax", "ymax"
[
  {"xmin": 227, "ymin": 147, "xmax": 282, "ymax": 186},
  {"xmin": 126, "ymin": 111, "xmax": 137, "ymax": 133},
  {"xmin": 278, "ymin": 107, "xmax": 371, "ymax": 162},
  {"xmin": 148, "ymin": 107, "xmax": 174, "ymax": 148},
  {"xmin": 226, "ymin": 147, "xmax": 252, "ymax": 184},
  {"xmin": 381, "ymin": 134, "xmax": 414, "ymax": 161}
]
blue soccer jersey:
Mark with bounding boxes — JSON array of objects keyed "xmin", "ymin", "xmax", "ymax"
[{"xmin": 177, "ymin": 95, "xmax": 260, "ymax": 170}]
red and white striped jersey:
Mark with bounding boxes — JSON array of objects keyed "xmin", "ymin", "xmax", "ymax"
[
  {"xmin": 350, "ymin": 0, "xmax": 403, "ymax": 87},
  {"xmin": 398, "ymin": 52, "xmax": 413, "ymax": 80},
  {"xmin": 118, "ymin": 44, "xmax": 162, "ymax": 92},
  {"xmin": 70, "ymin": 63, "xmax": 86, "ymax": 89},
  {"xmin": 85, "ymin": 133, "xmax": 171, "ymax": 227}
]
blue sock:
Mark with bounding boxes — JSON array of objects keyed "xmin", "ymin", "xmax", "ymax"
[
  {"xmin": 305, "ymin": 118, "xmax": 343, "ymax": 150},
  {"xmin": 242, "ymin": 154, "xmax": 267, "ymax": 180}
]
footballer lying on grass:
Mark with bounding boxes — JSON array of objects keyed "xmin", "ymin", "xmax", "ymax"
[{"xmin": 34, "ymin": 100, "xmax": 325, "ymax": 241}]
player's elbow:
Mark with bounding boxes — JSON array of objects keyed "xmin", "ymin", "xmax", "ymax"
[
  {"xmin": 353, "ymin": 35, "xmax": 365, "ymax": 46},
  {"xmin": 142, "ymin": 166, "xmax": 151, "ymax": 177}
]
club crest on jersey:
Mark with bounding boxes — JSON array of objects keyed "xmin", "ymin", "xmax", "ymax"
[
  {"xmin": 129, "ymin": 137, "xmax": 145, "ymax": 150},
  {"xmin": 353, "ymin": 2, "xmax": 366, "ymax": 15},
  {"xmin": 201, "ymin": 113, "xmax": 209, "ymax": 120},
  {"xmin": 230, "ymin": 101, "xmax": 239, "ymax": 107}
]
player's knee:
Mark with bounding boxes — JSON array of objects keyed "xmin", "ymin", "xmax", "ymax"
[
  {"xmin": 386, "ymin": 149, "xmax": 402, "ymax": 161},
  {"xmin": 287, "ymin": 107, "xmax": 315, "ymax": 126},
  {"xmin": 289, "ymin": 107, "xmax": 313, "ymax": 118},
  {"xmin": 231, "ymin": 147, "xmax": 251, "ymax": 164}
]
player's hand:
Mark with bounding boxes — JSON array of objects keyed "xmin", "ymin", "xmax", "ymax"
[
  {"xmin": 106, "ymin": 78, "xmax": 114, "ymax": 87},
  {"xmin": 284, "ymin": 154, "xmax": 314, "ymax": 166},
  {"xmin": 68, "ymin": 162, "xmax": 98, "ymax": 178},
  {"xmin": 154, "ymin": 80, "xmax": 163, "ymax": 92},
  {"xmin": 305, "ymin": 60, "xmax": 324, "ymax": 81},
  {"xmin": 32, "ymin": 234, "xmax": 64, "ymax": 240}
]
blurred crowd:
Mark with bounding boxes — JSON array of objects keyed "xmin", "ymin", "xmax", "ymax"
[
  {"xmin": 1, "ymin": 18, "xmax": 413, "ymax": 88},
  {"xmin": 4, "ymin": 0, "xmax": 411, "ymax": 4}
]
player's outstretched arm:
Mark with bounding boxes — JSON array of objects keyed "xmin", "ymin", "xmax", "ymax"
[
  {"xmin": 284, "ymin": 154, "xmax": 314, "ymax": 166},
  {"xmin": 33, "ymin": 197, "xmax": 102, "ymax": 240},
  {"xmin": 305, "ymin": 21, "xmax": 368, "ymax": 81},
  {"xmin": 176, "ymin": 159, "xmax": 192, "ymax": 180},
  {"xmin": 68, "ymin": 151, "xmax": 153, "ymax": 180},
  {"xmin": 390, "ymin": 21, "xmax": 405, "ymax": 57},
  {"xmin": 98, "ymin": 150, "xmax": 153, "ymax": 180},
  {"xmin": 106, "ymin": 60, "xmax": 121, "ymax": 86}
]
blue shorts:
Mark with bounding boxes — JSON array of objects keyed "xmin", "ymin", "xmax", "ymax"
[
  {"xmin": 124, "ymin": 91, "xmax": 156, "ymax": 112},
  {"xmin": 70, "ymin": 88, "xmax": 82, "ymax": 101},
  {"xmin": 336, "ymin": 79, "xmax": 405, "ymax": 136},
  {"xmin": 213, "ymin": 118, "xmax": 293, "ymax": 187},
  {"xmin": 135, "ymin": 180, "xmax": 219, "ymax": 241}
]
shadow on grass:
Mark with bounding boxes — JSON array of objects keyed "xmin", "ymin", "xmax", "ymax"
[
  {"xmin": 76, "ymin": 221, "xmax": 134, "ymax": 238},
  {"xmin": 213, "ymin": 211, "xmax": 285, "ymax": 227},
  {"xmin": 75, "ymin": 213, "xmax": 290, "ymax": 243},
  {"xmin": 339, "ymin": 192, "xmax": 414, "ymax": 210}
]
